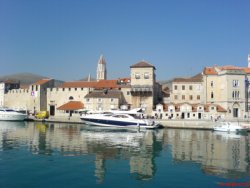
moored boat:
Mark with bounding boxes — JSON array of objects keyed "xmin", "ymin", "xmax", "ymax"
[
  {"xmin": 80, "ymin": 112, "xmax": 162, "ymax": 129},
  {"xmin": 0, "ymin": 108, "xmax": 28, "ymax": 121},
  {"xmin": 213, "ymin": 121, "xmax": 248, "ymax": 133}
]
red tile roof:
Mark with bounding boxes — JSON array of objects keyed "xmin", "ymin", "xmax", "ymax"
[
  {"xmin": 95, "ymin": 80, "xmax": 119, "ymax": 89},
  {"xmin": 57, "ymin": 101, "xmax": 84, "ymax": 110},
  {"xmin": 60, "ymin": 81, "xmax": 98, "ymax": 88},
  {"xmin": 204, "ymin": 66, "xmax": 250, "ymax": 75},
  {"xmin": 33, "ymin": 79, "xmax": 51, "ymax": 85},
  {"xmin": 203, "ymin": 67, "xmax": 218, "ymax": 75},
  {"xmin": 130, "ymin": 61, "xmax": 156, "ymax": 70}
]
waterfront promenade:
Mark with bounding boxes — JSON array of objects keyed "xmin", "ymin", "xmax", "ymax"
[{"xmin": 32, "ymin": 116, "xmax": 250, "ymax": 130}]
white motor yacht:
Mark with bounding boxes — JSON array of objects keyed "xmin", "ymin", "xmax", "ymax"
[
  {"xmin": 0, "ymin": 108, "xmax": 28, "ymax": 121},
  {"xmin": 80, "ymin": 112, "xmax": 162, "ymax": 129}
]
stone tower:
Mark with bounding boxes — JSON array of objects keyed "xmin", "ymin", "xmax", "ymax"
[
  {"xmin": 96, "ymin": 55, "xmax": 107, "ymax": 81},
  {"xmin": 248, "ymin": 54, "xmax": 250, "ymax": 68}
]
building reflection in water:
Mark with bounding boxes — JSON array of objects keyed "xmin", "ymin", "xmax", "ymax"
[
  {"xmin": 0, "ymin": 121, "xmax": 250, "ymax": 181},
  {"xmin": 165, "ymin": 129, "xmax": 250, "ymax": 178},
  {"xmin": 0, "ymin": 122, "xmax": 163, "ymax": 182}
]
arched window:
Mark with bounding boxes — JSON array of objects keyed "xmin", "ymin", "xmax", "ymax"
[{"xmin": 69, "ymin": 96, "xmax": 74, "ymax": 100}]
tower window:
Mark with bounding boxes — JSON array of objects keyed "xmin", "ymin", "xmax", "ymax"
[
  {"xmin": 144, "ymin": 73, "xmax": 149, "ymax": 79},
  {"xmin": 135, "ymin": 73, "xmax": 140, "ymax": 79},
  {"xmin": 211, "ymin": 81, "xmax": 214, "ymax": 87},
  {"xmin": 211, "ymin": 92, "xmax": 214, "ymax": 99}
]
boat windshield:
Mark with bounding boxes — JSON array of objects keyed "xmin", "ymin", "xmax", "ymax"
[{"xmin": 112, "ymin": 115, "xmax": 129, "ymax": 118}]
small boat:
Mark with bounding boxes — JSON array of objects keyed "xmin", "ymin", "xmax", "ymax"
[
  {"xmin": 80, "ymin": 112, "xmax": 162, "ymax": 129},
  {"xmin": 213, "ymin": 121, "xmax": 248, "ymax": 133},
  {"xmin": 0, "ymin": 108, "xmax": 28, "ymax": 121}
]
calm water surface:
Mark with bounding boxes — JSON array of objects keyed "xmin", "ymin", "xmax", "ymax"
[{"xmin": 0, "ymin": 121, "xmax": 250, "ymax": 188}]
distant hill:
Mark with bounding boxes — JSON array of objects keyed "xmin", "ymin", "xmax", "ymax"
[{"xmin": 0, "ymin": 73, "xmax": 49, "ymax": 85}]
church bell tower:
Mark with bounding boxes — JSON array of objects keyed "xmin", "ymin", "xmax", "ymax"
[{"xmin": 96, "ymin": 55, "xmax": 107, "ymax": 81}]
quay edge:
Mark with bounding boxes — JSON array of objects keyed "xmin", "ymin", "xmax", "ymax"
[{"xmin": 28, "ymin": 117, "xmax": 250, "ymax": 131}]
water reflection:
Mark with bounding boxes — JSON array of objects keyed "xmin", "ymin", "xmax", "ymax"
[
  {"xmin": 165, "ymin": 129, "xmax": 250, "ymax": 178},
  {"xmin": 0, "ymin": 121, "xmax": 250, "ymax": 182}
]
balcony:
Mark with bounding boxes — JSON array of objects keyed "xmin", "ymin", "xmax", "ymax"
[{"xmin": 130, "ymin": 85, "xmax": 153, "ymax": 94}]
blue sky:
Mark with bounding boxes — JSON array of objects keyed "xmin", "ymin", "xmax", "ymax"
[{"xmin": 0, "ymin": 0, "xmax": 250, "ymax": 81}]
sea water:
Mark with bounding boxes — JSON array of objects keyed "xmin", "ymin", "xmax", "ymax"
[{"xmin": 0, "ymin": 121, "xmax": 250, "ymax": 188}]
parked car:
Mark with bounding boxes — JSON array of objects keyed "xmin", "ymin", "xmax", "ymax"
[{"xmin": 35, "ymin": 111, "xmax": 49, "ymax": 119}]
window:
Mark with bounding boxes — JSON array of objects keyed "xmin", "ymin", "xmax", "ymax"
[
  {"xmin": 197, "ymin": 95, "xmax": 200, "ymax": 100},
  {"xmin": 69, "ymin": 88, "xmax": 71, "ymax": 91},
  {"xmin": 127, "ymin": 91, "xmax": 130, "ymax": 95},
  {"xmin": 69, "ymin": 96, "xmax": 74, "ymax": 100},
  {"xmin": 182, "ymin": 95, "xmax": 185, "ymax": 100},
  {"xmin": 144, "ymin": 73, "xmax": 149, "ymax": 79},
  {"xmin": 135, "ymin": 73, "xmax": 140, "ymax": 79},
  {"xmin": 63, "ymin": 88, "xmax": 65, "ymax": 91},
  {"xmin": 174, "ymin": 95, "xmax": 178, "ymax": 100},
  {"xmin": 110, "ymin": 98, "xmax": 114, "ymax": 102},
  {"xmin": 75, "ymin": 88, "xmax": 77, "ymax": 91},
  {"xmin": 174, "ymin": 85, "xmax": 178, "ymax": 90},
  {"xmin": 182, "ymin": 85, "xmax": 185, "ymax": 90},
  {"xmin": 189, "ymin": 95, "xmax": 193, "ymax": 100},
  {"xmin": 35, "ymin": 85, "xmax": 38, "ymax": 91},
  {"xmin": 232, "ymin": 91, "xmax": 240, "ymax": 99},
  {"xmin": 211, "ymin": 81, "xmax": 214, "ymax": 87},
  {"xmin": 189, "ymin": 85, "xmax": 192, "ymax": 90},
  {"xmin": 211, "ymin": 92, "xmax": 214, "ymax": 99},
  {"xmin": 233, "ymin": 80, "xmax": 239, "ymax": 87}
]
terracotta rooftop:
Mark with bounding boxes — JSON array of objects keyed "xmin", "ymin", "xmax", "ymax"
[
  {"xmin": 60, "ymin": 81, "xmax": 98, "ymax": 88},
  {"xmin": 95, "ymin": 80, "xmax": 120, "ymax": 89},
  {"xmin": 57, "ymin": 101, "xmax": 84, "ymax": 110},
  {"xmin": 203, "ymin": 66, "xmax": 250, "ymax": 75},
  {"xmin": 33, "ymin": 79, "xmax": 51, "ymax": 85},
  {"xmin": 203, "ymin": 67, "xmax": 218, "ymax": 75},
  {"xmin": 130, "ymin": 61, "xmax": 156, "ymax": 70}
]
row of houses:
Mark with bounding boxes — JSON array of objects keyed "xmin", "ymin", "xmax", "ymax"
[{"xmin": 1, "ymin": 54, "xmax": 250, "ymax": 120}]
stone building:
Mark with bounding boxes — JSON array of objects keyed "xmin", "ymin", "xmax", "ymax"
[
  {"xmin": 203, "ymin": 65, "xmax": 250, "ymax": 119},
  {"xmin": 130, "ymin": 61, "xmax": 161, "ymax": 114},
  {"xmin": 4, "ymin": 79, "xmax": 55, "ymax": 113},
  {"xmin": 170, "ymin": 73, "xmax": 204, "ymax": 104},
  {"xmin": 47, "ymin": 59, "xmax": 161, "ymax": 117},
  {"xmin": 155, "ymin": 54, "xmax": 250, "ymax": 120},
  {"xmin": 0, "ymin": 80, "xmax": 20, "ymax": 107}
]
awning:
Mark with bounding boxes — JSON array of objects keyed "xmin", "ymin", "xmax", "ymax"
[{"xmin": 57, "ymin": 101, "xmax": 84, "ymax": 111}]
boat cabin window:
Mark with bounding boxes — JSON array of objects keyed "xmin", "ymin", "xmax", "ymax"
[{"xmin": 113, "ymin": 115, "xmax": 128, "ymax": 118}]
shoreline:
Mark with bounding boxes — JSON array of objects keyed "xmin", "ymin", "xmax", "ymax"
[{"xmin": 28, "ymin": 116, "xmax": 250, "ymax": 130}]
